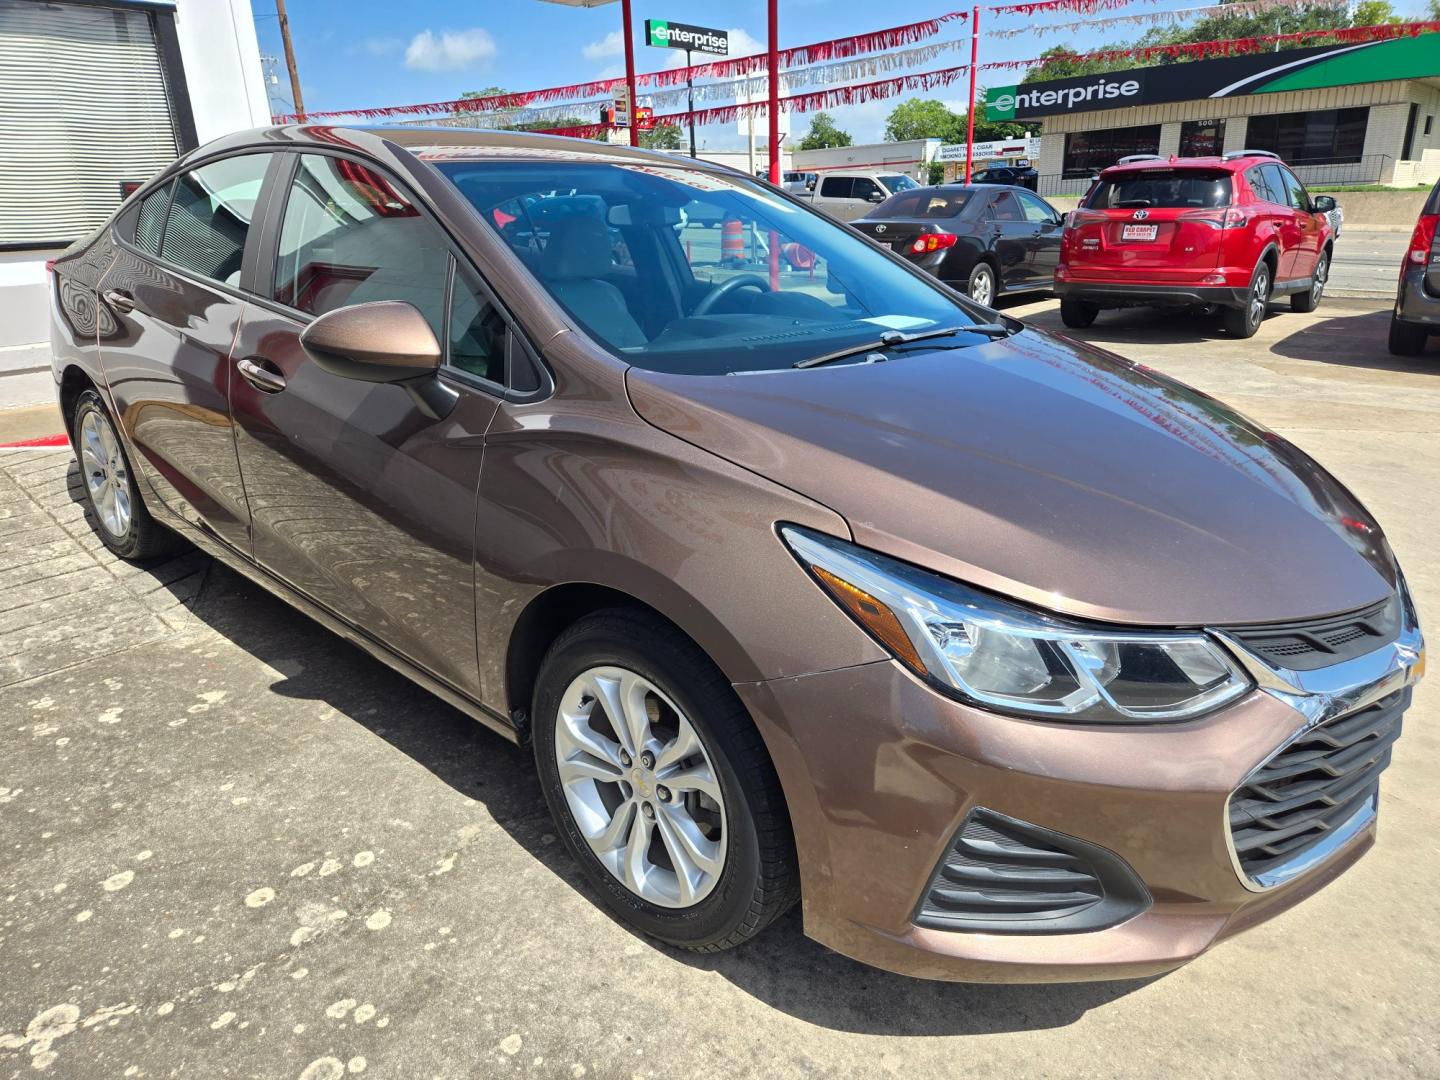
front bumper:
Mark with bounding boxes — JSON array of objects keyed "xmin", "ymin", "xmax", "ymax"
[
  {"xmin": 1054, "ymin": 280, "xmax": 1249, "ymax": 308},
  {"xmin": 736, "ymin": 621, "xmax": 1423, "ymax": 983}
]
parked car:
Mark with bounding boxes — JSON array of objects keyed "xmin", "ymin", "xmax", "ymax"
[
  {"xmin": 783, "ymin": 170, "xmax": 818, "ymax": 193},
  {"xmin": 1055, "ymin": 150, "xmax": 1336, "ymax": 338},
  {"xmin": 852, "ymin": 184, "xmax": 1064, "ymax": 304},
  {"xmin": 968, "ymin": 164, "xmax": 1039, "ymax": 191},
  {"xmin": 51, "ymin": 126, "xmax": 1423, "ymax": 983},
  {"xmin": 1388, "ymin": 177, "xmax": 1440, "ymax": 355},
  {"xmin": 796, "ymin": 170, "xmax": 922, "ymax": 222}
]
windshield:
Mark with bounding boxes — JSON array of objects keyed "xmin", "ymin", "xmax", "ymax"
[
  {"xmin": 880, "ymin": 174, "xmax": 920, "ymax": 193},
  {"xmin": 869, "ymin": 188, "xmax": 972, "ymax": 220},
  {"xmin": 436, "ymin": 160, "xmax": 981, "ymax": 375},
  {"xmin": 1087, "ymin": 170, "xmax": 1232, "ymax": 209}
]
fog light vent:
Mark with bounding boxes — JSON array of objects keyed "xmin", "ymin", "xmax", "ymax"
[{"xmin": 914, "ymin": 808, "xmax": 1151, "ymax": 934}]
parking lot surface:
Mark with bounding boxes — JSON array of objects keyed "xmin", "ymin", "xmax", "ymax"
[{"xmin": 1, "ymin": 297, "xmax": 1437, "ymax": 1079}]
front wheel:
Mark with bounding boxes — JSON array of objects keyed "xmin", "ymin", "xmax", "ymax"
[
  {"xmin": 1388, "ymin": 316, "xmax": 1429, "ymax": 356},
  {"xmin": 966, "ymin": 262, "xmax": 997, "ymax": 307},
  {"xmin": 1223, "ymin": 263, "xmax": 1271, "ymax": 339},
  {"xmin": 532, "ymin": 609, "xmax": 798, "ymax": 952},
  {"xmin": 1290, "ymin": 250, "xmax": 1328, "ymax": 313}
]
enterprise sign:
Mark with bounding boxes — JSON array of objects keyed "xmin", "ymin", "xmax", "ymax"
[{"xmin": 645, "ymin": 19, "xmax": 729, "ymax": 55}]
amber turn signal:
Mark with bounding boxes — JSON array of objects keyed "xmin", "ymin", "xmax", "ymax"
[{"xmin": 811, "ymin": 566, "xmax": 928, "ymax": 675}]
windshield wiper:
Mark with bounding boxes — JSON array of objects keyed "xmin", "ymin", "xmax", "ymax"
[{"xmin": 793, "ymin": 324, "xmax": 1013, "ymax": 369}]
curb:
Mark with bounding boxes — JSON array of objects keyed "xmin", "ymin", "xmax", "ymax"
[{"xmin": 0, "ymin": 434, "xmax": 68, "ymax": 448}]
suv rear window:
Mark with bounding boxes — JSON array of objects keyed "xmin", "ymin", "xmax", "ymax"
[
  {"xmin": 868, "ymin": 189, "xmax": 971, "ymax": 219},
  {"xmin": 1087, "ymin": 170, "xmax": 1232, "ymax": 210}
]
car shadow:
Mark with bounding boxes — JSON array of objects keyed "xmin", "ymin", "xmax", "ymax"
[
  {"xmin": 1021, "ymin": 303, "xmax": 1238, "ymax": 345},
  {"xmin": 1267, "ymin": 306, "xmax": 1440, "ymax": 374},
  {"xmin": 70, "ymin": 467, "xmax": 1154, "ymax": 1035}
]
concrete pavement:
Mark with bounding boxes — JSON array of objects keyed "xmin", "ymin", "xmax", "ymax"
[{"xmin": 1, "ymin": 298, "xmax": 1438, "ymax": 1079}]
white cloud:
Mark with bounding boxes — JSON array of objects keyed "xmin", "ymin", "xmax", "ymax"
[
  {"xmin": 583, "ymin": 30, "xmax": 625, "ymax": 61},
  {"xmin": 404, "ymin": 28, "xmax": 497, "ymax": 72},
  {"xmin": 359, "ymin": 37, "xmax": 401, "ymax": 57}
]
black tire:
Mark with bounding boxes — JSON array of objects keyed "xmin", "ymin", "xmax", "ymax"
[
  {"xmin": 1290, "ymin": 249, "xmax": 1328, "ymax": 313},
  {"xmin": 1059, "ymin": 299, "xmax": 1099, "ymax": 329},
  {"xmin": 1388, "ymin": 315, "xmax": 1429, "ymax": 356},
  {"xmin": 1223, "ymin": 262, "xmax": 1271, "ymax": 339},
  {"xmin": 532, "ymin": 608, "xmax": 798, "ymax": 952},
  {"xmin": 966, "ymin": 261, "xmax": 998, "ymax": 307},
  {"xmin": 72, "ymin": 389, "xmax": 184, "ymax": 560}
]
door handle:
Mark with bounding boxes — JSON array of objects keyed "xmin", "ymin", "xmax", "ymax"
[
  {"xmin": 101, "ymin": 288, "xmax": 135, "ymax": 314},
  {"xmin": 236, "ymin": 356, "xmax": 287, "ymax": 394}
]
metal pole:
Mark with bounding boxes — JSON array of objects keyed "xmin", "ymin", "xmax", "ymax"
[
  {"xmin": 275, "ymin": 0, "xmax": 305, "ymax": 120},
  {"xmin": 767, "ymin": 0, "xmax": 780, "ymax": 185},
  {"xmin": 965, "ymin": 5, "xmax": 979, "ymax": 183},
  {"xmin": 686, "ymin": 48, "xmax": 696, "ymax": 158},
  {"xmin": 622, "ymin": 0, "xmax": 639, "ymax": 147}
]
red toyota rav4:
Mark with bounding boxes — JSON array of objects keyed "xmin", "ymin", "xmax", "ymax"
[{"xmin": 1055, "ymin": 151, "xmax": 1336, "ymax": 338}]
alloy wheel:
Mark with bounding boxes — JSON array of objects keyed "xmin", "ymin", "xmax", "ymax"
[
  {"xmin": 554, "ymin": 665, "xmax": 727, "ymax": 908},
  {"xmin": 1312, "ymin": 255, "xmax": 1327, "ymax": 303},
  {"xmin": 79, "ymin": 410, "xmax": 131, "ymax": 538},
  {"xmin": 969, "ymin": 267, "xmax": 994, "ymax": 306}
]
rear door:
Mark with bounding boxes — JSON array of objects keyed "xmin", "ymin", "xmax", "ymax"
[
  {"xmin": 1066, "ymin": 168, "xmax": 1233, "ymax": 280},
  {"xmin": 227, "ymin": 150, "xmax": 512, "ymax": 698},
  {"xmin": 987, "ymin": 189, "xmax": 1034, "ymax": 287},
  {"xmin": 97, "ymin": 152, "xmax": 278, "ymax": 551},
  {"xmin": 815, "ymin": 176, "xmax": 854, "ymax": 220}
]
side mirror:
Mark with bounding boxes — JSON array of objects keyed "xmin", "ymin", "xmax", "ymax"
[
  {"xmin": 867, "ymin": 191, "xmax": 885, "ymax": 203},
  {"xmin": 1312, "ymin": 194, "xmax": 1337, "ymax": 213},
  {"xmin": 299, "ymin": 301, "xmax": 456, "ymax": 419}
]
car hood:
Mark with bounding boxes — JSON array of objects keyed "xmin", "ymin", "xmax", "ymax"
[{"xmin": 625, "ymin": 328, "xmax": 1395, "ymax": 627}]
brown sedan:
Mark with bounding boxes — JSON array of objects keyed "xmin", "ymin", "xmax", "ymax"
[{"xmin": 48, "ymin": 127, "xmax": 1425, "ymax": 982}]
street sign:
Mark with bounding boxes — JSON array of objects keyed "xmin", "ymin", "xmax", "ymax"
[{"xmin": 644, "ymin": 19, "xmax": 729, "ymax": 55}]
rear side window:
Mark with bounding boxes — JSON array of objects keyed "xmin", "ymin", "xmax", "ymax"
[
  {"xmin": 134, "ymin": 183, "xmax": 170, "ymax": 255},
  {"xmin": 820, "ymin": 176, "xmax": 853, "ymax": 198},
  {"xmin": 273, "ymin": 153, "xmax": 451, "ymax": 336},
  {"xmin": 1245, "ymin": 167, "xmax": 1278, "ymax": 204},
  {"xmin": 868, "ymin": 189, "xmax": 971, "ymax": 219},
  {"xmin": 162, "ymin": 155, "xmax": 270, "ymax": 285},
  {"xmin": 1087, "ymin": 170, "xmax": 1232, "ymax": 210}
]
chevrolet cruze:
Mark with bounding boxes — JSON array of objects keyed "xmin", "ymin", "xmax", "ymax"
[{"xmin": 49, "ymin": 127, "xmax": 1424, "ymax": 982}]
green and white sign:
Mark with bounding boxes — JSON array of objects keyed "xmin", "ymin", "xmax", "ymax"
[{"xmin": 645, "ymin": 19, "xmax": 729, "ymax": 56}]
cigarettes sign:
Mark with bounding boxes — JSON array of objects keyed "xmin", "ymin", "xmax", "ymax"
[{"xmin": 645, "ymin": 19, "xmax": 729, "ymax": 55}]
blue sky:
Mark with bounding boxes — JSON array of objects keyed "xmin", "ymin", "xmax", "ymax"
[{"xmin": 250, "ymin": 0, "xmax": 1428, "ymax": 147}]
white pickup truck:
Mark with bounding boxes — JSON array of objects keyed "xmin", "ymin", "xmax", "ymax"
[{"xmin": 793, "ymin": 171, "xmax": 923, "ymax": 222}]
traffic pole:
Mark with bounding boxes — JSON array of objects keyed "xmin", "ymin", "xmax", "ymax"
[
  {"xmin": 965, "ymin": 4, "xmax": 979, "ymax": 183},
  {"xmin": 622, "ymin": 0, "xmax": 639, "ymax": 147}
]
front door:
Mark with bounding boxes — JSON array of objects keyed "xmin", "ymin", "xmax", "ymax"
[
  {"xmin": 1015, "ymin": 189, "xmax": 1064, "ymax": 286},
  {"xmin": 1275, "ymin": 165, "xmax": 1324, "ymax": 281},
  {"xmin": 98, "ymin": 153, "xmax": 276, "ymax": 551},
  {"xmin": 1263, "ymin": 164, "xmax": 1308, "ymax": 281},
  {"xmin": 228, "ymin": 151, "xmax": 507, "ymax": 696}
]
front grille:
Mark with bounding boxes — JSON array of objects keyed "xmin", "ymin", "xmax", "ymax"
[
  {"xmin": 1221, "ymin": 594, "xmax": 1400, "ymax": 671},
  {"xmin": 1229, "ymin": 688, "xmax": 1407, "ymax": 885},
  {"xmin": 914, "ymin": 809, "xmax": 1150, "ymax": 934}
]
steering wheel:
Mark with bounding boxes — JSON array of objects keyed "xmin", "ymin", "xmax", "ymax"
[{"xmin": 693, "ymin": 274, "xmax": 772, "ymax": 317}]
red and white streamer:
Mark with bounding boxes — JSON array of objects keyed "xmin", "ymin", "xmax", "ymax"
[
  {"xmin": 988, "ymin": 0, "xmax": 1163, "ymax": 18},
  {"xmin": 272, "ymin": 13, "xmax": 968, "ymax": 124},
  {"xmin": 991, "ymin": 0, "xmax": 1345, "ymax": 38}
]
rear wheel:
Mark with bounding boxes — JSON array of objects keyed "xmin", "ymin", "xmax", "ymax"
[
  {"xmin": 1290, "ymin": 250, "xmax": 1328, "ymax": 313},
  {"xmin": 966, "ymin": 262, "xmax": 997, "ymax": 307},
  {"xmin": 1059, "ymin": 299, "xmax": 1099, "ymax": 329},
  {"xmin": 72, "ymin": 390, "xmax": 182, "ymax": 561},
  {"xmin": 532, "ymin": 609, "xmax": 798, "ymax": 952},
  {"xmin": 1223, "ymin": 263, "xmax": 1271, "ymax": 339},
  {"xmin": 1388, "ymin": 316, "xmax": 1429, "ymax": 356}
]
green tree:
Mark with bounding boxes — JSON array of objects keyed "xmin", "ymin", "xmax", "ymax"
[
  {"xmin": 884, "ymin": 98, "xmax": 962, "ymax": 142},
  {"xmin": 1023, "ymin": 44, "xmax": 1137, "ymax": 83},
  {"xmin": 797, "ymin": 112, "xmax": 853, "ymax": 150},
  {"xmin": 640, "ymin": 123, "xmax": 684, "ymax": 150},
  {"xmin": 457, "ymin": 85, "xmax": 596, "ymax": 137}
]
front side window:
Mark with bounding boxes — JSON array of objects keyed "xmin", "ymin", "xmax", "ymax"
[
  {"xmin": 436, "ymin": 159, "xmax": 980, "ymax": 376},
  {"xmin": 161, "ymin": 155, "xmax": 269, "ymax": 285},
  {"xmin": 1015, "ymin": 190, "xmax": 1056, "ymax": 224},
  {"xmin": 448, "ymin": 265, "xmax": 507, "ymax": 385},
  {"xmin": 879, "ymin": 174, "xmax": 919, "ymax": 193},
  {"xmin": 851, "ymin": 177, "xmax": 882, "ymax": 202},
  {"xmin": 1274, "ymin": 166, "xmax": 1309, "ymax": 211},
  {"xmin": 273, "ymin": 154, "xmax": 450, "ymax": 335}
]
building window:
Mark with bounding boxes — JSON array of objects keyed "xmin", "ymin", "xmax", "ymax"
[
  {"xmin": 1427, "ymin": 116, "xmax": 1435, "ymax": 137},
  {"xmin": 1245, "ymin": 107, "xmax": 1369, "ymax": 166},
  {"xmin": 1062, "ymin": 126, "xmax": 1162, "ymax": 179},
  {"xmin": 1179, "ymin": 119, "xmax": 1226, "ymax": 158},
  {"xmin": 0, "ymin": 0, "xmax": 184, "ymax": 249}
]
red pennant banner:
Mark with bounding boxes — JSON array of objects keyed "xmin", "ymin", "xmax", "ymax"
[
  {"xmin": 273, "ymin": 12, "xmax": 968, "ymax": 124},
  {"xmin": 989, "ymin": 0, "xmax": 1160, "ymax": 16}
]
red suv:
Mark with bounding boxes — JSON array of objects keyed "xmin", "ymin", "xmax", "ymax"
[{"xmin": 1055, "ymin": 151, "xmax": 1336, "ymax": 338}]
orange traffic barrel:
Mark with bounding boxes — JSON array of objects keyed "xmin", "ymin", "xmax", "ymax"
[{"xmin": 721, "ymin": 217, "xmax": 745, "ymax": 263}]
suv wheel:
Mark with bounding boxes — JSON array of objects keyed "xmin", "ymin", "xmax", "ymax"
[
  {"xmin": 532, "ymin": 609, "xmax": 799, "ymax": 951},
  {"xmin": 966, "ymin": 262, "xmax": 997, "ymax": 306},
  {"xmin": 1388, "ymin": 315, "xmax": 1429, "ymax": 356},
  {"xmin": 1060, "ymin": 299, "xmax": 1099, "ymax": 329},
  {"xmin": 73, "ymin": 390, "xmax": 183, "ymax": 560},
  {"xmin": 1290, "ymin": 250, "xmax": 1328, "ymax": 313},
  {"xmin": 1223, "ymin": 263, "xmax": 1271, "ymax": 339}
]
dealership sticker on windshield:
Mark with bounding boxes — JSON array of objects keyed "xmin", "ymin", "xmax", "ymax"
[{"xmin": 1122, "ymin": 224, "xmax": 1158, "ymax": 241}]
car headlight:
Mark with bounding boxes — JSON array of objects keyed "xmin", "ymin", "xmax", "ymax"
[{"xmin": 782, "ymin": 526, "xmax": 1252, "ymax": 723}]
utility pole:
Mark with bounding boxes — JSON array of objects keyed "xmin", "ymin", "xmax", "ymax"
[
  {"xmin": 685, "ymin": 48, "xmax": 696, "ymax": 158},
  {"xmin": 275, "ymin": 0, "xmax": 305, "ymax": 121}
]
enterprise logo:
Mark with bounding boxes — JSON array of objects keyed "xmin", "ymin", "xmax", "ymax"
[{"xmin": 989, "ymin": 78, "xmax": 1141, "ymax": 118}]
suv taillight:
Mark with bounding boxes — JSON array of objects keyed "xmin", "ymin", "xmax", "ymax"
[
  {"xmin": 1176, "ymin": 208, "xmax": 1249, "ymax": 229},
  {"xmin": 1406, "ymin": 214, "xmax": 1438, "ymax": 265},
  {"xmin": 910, "ymin": 233, "xmax": 958, "ymax": 254},
  {"xmin": 1066, "ymin": 209, "xmax": 1107, "ymax": 228}
]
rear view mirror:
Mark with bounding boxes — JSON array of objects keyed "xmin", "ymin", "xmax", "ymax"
[{"xmin": 299, "ymin": 301, "xmax": 455, "ymax": 419}]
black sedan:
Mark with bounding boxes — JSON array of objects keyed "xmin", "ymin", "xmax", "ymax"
[
  {"xmin": 852, "ymin": 184, "xmax": 1065, "ymax": 305},
  {"xmin": 970, "ymin": 164, "xmax": 1039, "ymax": 190}
]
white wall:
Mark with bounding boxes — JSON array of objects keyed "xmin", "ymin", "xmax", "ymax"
[{"xmin": 174, "ymin": 0, "xmax": 270, "ymax": 142}]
